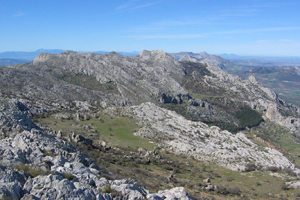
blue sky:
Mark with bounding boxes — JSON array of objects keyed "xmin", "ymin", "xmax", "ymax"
[{"xmin": 1, "ymin": 0, "xmax": 299, "ymax": 56}]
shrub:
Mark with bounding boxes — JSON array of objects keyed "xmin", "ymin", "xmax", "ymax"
[
  {"xmin": 266, "ymin": 166, "xmax": 280, "ymax": 172},
  {"xmin": 284, "ymin": 168, "xmax": 297, "ymax": 177},
  {"xmin": 281, "ymin": 184, "xmax": 289, "ymax": 190},
  {"xmin": 235, "ymin": 106, "xmax": 263, "ymax": 128},
  {"xmin": 212, "ymin": 172, "xmax": 221, "ymax": 177},
  {"xmin": 228, "ymin": 186, "xmax": 241, "ymax": 195},
  {"xmin": 215, "ymin": 185, "xmax": 241, "ymax": 195},
  {"xmin": 63, "ymin": 173, "xmax": 74, "ymax": 181},
  {"xmin": 99, "ymin": 184, "xmax": 112, "ymax": 193},
  {"xmin": 245, "ymin": 163, "xmax": 256, "ymax": 172},
  {"xmin": 43, "ymin": 150, "xmax": 54, "ymax": 157},
  {"xmin": 256, "ymin": 181, "xmax": 262, "ymax": 186},
  {"xmin": 14, "ymin": 164, "xmax": 53, "ymax": 177}
]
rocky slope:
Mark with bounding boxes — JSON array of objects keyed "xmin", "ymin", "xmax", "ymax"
[
  {"xmin": 104, "ymin": 102, "xmax": 297, "ymax": 172},
  {"xmin": 169, "ymin": 52, "xmax": 210, "ymax": 61},
  {"xmin": 201, "ymin": 63, "xmax": 300, "ymax": 137},
  {"xmin": 235, "ymin": 66, "xmax": 300, "ymax": 107},
  {"xmin": 1, "ymin": 50, "xmax": 300, "ymax": 199},
  {"xmin": 0, "ymin": 99, "xmax": 192, "ymax": 200},
  {"xmin": 2, "ymin": 49, "xmax": 300, "ymax": 153},
  {"xmin": 31, "ymin": 50, "xmax": 188, "ymax": 105},
  {"xmin": 169, "ymin": 52, "xmax": 240, "ymax": 71}
]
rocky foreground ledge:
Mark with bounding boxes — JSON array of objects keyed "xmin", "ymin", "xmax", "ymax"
[{"xmin": 0, "ymin": 99, "xmax": 192, "ymax": 200}]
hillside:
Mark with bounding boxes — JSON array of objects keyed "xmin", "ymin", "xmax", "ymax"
[
  {"xmin": 235, "ymin": 66, "xmax": 300, "ymax": 107},
  {"xmin": 170, "ymin": 52, "xmax": 246, "ymax": 72},
  {"xmin": 1, "ymin": 50, "xmax": 300, "ymax": 199}
]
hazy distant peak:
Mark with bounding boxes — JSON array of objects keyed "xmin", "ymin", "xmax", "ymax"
[
  {"xmin": 200, "ymin": 55, "xmax": 235, "ymax": 70},
  {"xmin": 197, "ymin": 51, "xmax": 210, "ymax": 57},
  {"xmin": 108, "ymin": 51, "xmax": 118, "ymax": 54},
  {"xmin": 139, "ymin": 50, "xmax": 170, "ymax": 60},
  {"xmin": 169, "ymin": 51, "xmax": 210, "ymax": 61},
  {"xmin": 178, "ymin": 54, "xmax": 197, "ymax": 62},
  {"xmin": 35, "ymin": 48, "xmax": 65, "ymax": 53},
  {"xmin": 179, "ymin": 54, "xmax": 191, "ymax": 61}
]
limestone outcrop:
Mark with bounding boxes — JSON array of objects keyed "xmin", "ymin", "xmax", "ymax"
[
  {"xmin": 104, "ymin": 102, "xmax": 298, "ymax": 172},
  {"xmin": 0, "ymin": 99, "xmax": 192, "ymax": 200}
]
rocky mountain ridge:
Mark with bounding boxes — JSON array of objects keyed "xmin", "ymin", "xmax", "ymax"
[
  {"xmin": 2, "ymin": 49, "xmax": 300, "ymax": 151},
  {"xmin": 1, "ymin": 50, "xmax": 300, "ymax": 199},
  {"xmin": 201, "ymin": 63, "xmax": 300, "ymax": 135},
  {"xmin": 169, "ymin": 52, "xmax": 239, "ymax": 71},
  {"xmin": 169, "ymin": 52, "xmax": 210, "ymax": 61}
]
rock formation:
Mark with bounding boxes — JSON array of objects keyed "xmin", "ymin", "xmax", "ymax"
[{"xmin": 1, "ymin": 49, "xmax": 300, "ymax": 199}]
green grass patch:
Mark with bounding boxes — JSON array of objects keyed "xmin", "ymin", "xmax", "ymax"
[
  {"xmin": 264, "ymin": 80, "xmax": 276, "ymax": 84},
  {"xmin": 62, "ymin": 74, "xmax": 120, "ymax": 94},
  {"xmin": 34, "ymin": 112, "xmax": 155, "ymax": 150},
  {"xmin": 14, "ymin": 164, "xmax": 53, "ymax": 177},
  {"xmin": 267, "ymin": 72, "xmax": 278, "ymax": 79},
  {"xmin": 250, "ymin": 120, "xmax": 300, "ymax": 167},
  {"xmin": 161, "ymin": 102, "xmax": 189, "ymax": 119},
  {"xmin": 62, "ymin": 173, "xmax": 74, "ymax": 181}
]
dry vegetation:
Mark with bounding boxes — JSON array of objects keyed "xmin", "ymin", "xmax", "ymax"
[{"xmin": 32, "ymin": 112, "xmax": 300, "ymax": 199}]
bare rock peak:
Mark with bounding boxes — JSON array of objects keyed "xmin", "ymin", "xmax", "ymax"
[{"xmin": 138, "ymin": 49, "xmax": 170, "ymax": 60}]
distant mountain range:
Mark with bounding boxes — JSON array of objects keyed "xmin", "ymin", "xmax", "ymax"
[
  {"xmin": 2, "ymin": 49, "xmax": 300, "ymax": 68},
  {"xmin": 0, "ymin": 58, "xmax": 32, "ymax": 66},
  {"xmin": 0, "ymin": 49, "xmax": 66, "ymax": 60},
  {"xmin": 219, "ymin": 53, "xmax": 300, "ymax": 62},
  {"xmin": 235, "ymin": 66, "xmax": 300, "ymax": 107},
  {"xmin": 219, "ymin": 54, "xmax": 300, "ymax": 68},
  {"xmin": 169, "ymin": 51, "xmax": 246, "ymax": 71},
  {"xmin": 0, "ymin": 49, "xmax": 140, "ymax": 63}
]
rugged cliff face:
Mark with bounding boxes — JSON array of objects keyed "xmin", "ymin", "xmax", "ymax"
[
  {"xmin": 1, "ymin": 50, "xmax": 300, "ymax": 199},
  {"xmin": 31, "ymin": 50, "xmax": 189, "ymax": 105},
  {"xmin": 201, "ymin": 63, "xmax": 300, "ymax": 136}
]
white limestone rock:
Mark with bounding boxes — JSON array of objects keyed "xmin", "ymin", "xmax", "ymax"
[
  {"xmin": 156, "ymin": 187, "xmax": 193, "ymax": 200},
  {"xmin": 107, "ymin": 103, "xmax": 298, "ymax": 172},
  {"xmin": 0, "ymin": 165, "xmax": 28, "ymax": 200}
]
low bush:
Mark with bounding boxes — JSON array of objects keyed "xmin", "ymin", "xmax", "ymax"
[
  {"xmin": 14, "ymin": 164, "xmax": 53, "ymax": 177},
  {"xmin": 284, "ymin": 168, "xmax": 298, "ymax": 177},
  {"xmin": 266, "ymin": 166, "xmax": 280, "ymax": 172},
  {"xmin": 215, "ymin": 185, "xmax": 241, "ymax": 196},
  {"xmin": 63, "ymin": 173, "xmax": 74, "ymax": 181},
  {"xmin": 245, "ymin": 163, "xmax": 256, "ymax": 172},
  {"xmin": 99, "ymin": 184, "xmax": 112, "ymax": 193},
  {"xmin": 281, "ymin": 184, "xmax": 289, "ymax": 190},
  {"xmin": 235, "ymin": 106, "xmax": 263, "ymax": 128}
]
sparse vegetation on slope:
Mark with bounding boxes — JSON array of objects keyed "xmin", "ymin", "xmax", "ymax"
[
  {"xmin": 235, "ymin": 106, "xmax": 264, "ymax": 128},
  {"xmin": 34, "ymin": 112, "xmax": 154, "ymax": 149},
  {"xmin": 62, "ymin": 73, "xmax": 120, "ymax": 94},
  {"xmin": 246, "ymin": 120, "xmax": 300, "ymax": 168},
  {"xmin": 177, "ymin": 61, "xmax": 265, "ymax": 133},
  {"xmin": 31, "ymin": 110, "xmax": 300, "ymax": 199}
]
